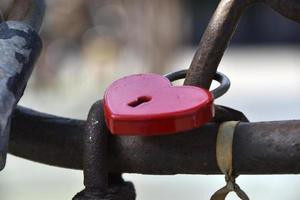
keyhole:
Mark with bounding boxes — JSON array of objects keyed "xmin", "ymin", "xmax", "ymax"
[{"xmin": 128, "ymin": 96, "xmax": 152, "ymax": 107}]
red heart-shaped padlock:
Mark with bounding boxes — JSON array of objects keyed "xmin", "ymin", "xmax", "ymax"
[{"xmin": 104, "ymin": 74, "xmax": 214, "ymax": 136}]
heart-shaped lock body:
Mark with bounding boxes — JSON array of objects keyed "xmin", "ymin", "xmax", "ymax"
[{"xmin": 104, "ymin": 74, "xmax": 214, "ymax": 136}]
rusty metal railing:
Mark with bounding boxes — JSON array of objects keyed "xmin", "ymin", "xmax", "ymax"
[
  {"xmin": 0, "ymin": 0, "xmax": 300, "ymax": 199},
  {"xmin": 9, "ymin": 106, "xmax": 300, "ymax": 175}
]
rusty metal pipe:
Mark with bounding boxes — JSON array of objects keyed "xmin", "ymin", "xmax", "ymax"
[
  {"xmin": 184, "ymin": 0, "xmax": 300, "ymax": 88},
  {"xmin": 8, "ymin": 106, "xmax": 300, "ymax": 175},
  {"xmin": 184, "ymin": 0, "xmax": 247, "ymax": 88}
]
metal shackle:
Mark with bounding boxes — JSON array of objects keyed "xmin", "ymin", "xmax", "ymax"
[
  {"xmin": 164, "ymin": 69, "xmax": 230, "ymax": 99},
  {"xmin": 0, "ymin": 0, "xmax": 45, "ymax": 32}
]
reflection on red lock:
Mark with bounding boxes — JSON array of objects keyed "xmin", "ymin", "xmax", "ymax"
[{"xmin": 104, "ymin": 73, "xmax": 214, "ymax": 136}]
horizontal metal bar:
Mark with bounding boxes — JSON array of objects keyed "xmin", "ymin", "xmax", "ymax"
[{"xmin": 9, "ymin": 106, "xmax": 300, "ymax": 175}]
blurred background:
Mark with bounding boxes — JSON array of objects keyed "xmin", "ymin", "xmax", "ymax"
[{"xmin": 1, "ymin": 0, "xmax": 300, "ymax": 199}]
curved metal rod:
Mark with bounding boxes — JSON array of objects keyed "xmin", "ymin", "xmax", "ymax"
[
  {"xmin": 184, "ymin": 0, "xmax": 300, "ymax": 89},
  {"xmin": 213, "ymin": 72, "xmax": 231, "ymax": 99},
  {"xmin": 164, "ymin": 69, "xmax": 230, "ymax": 99},
  {"xmin": 5, "ymin": 0, "xmax": 45, "ymax": 32},
  {"xmin": 8, "ymin": 106, "xmax": 299, "ymax": 175}
]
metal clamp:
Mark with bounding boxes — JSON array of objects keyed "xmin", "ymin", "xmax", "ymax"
[
  {"xmin": 210, "ymin": 121, "xmax": 249, "ymax": 200},
  {"xmin": 164, "ymin": 69, "xmax": 230, "ymax": 99}
]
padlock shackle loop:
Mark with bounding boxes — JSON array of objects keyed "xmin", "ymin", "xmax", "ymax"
[
  {"xmin": 164, "ymin": 69, "xmax": 230, "ymax": 99},
  {"xmin": 3, "ymin": 0, "xmax": 45, "ymax": 32}
]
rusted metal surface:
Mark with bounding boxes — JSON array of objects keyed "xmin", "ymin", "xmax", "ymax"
[
  {"xmin": 9, "ymin": 106, "xmax": 300, "ymax": 175},
  {"xmin": 3, "ymin": 0, "xmax": 300, "ymax": 177},
  {"xmin": 234, "ymin": 120, "xmax": 300, "ymax": 174},
  {"xmin": 1, "ymin": 0, "xmax": 300, "ymax": 199},
  {"xmin": 73, "ymin": 101, "xmax": 136, "ymax": 200},
  {"xmin": 184, "ymin": 0, "xmax": 300, "ymax": 88},
  {"xmin": 184, "ymin": 0, "xmax": 246, "ymax": 88},
  {"xmin": 83, "ymin": 101, "xmax": 108, "ymax": 191},
  {"xmin": 10, "ymin": 106, "xmax": 85, "ymax": 169}
]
